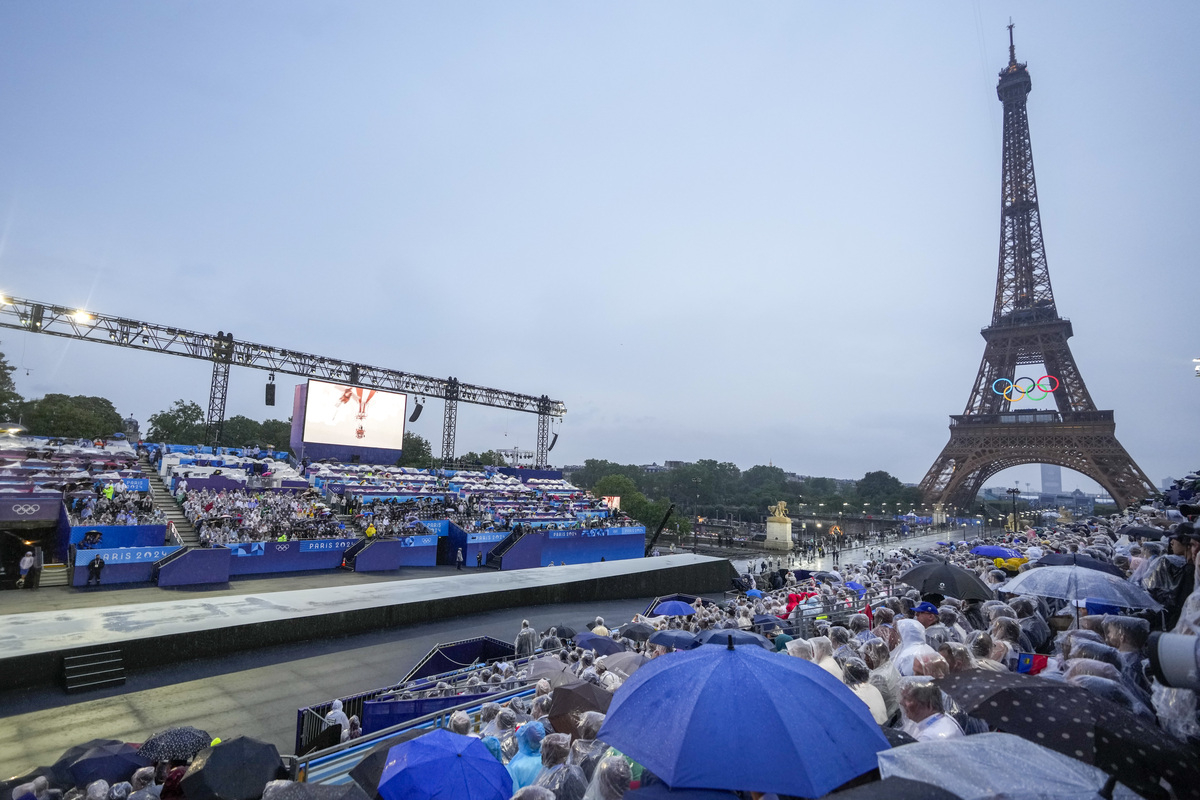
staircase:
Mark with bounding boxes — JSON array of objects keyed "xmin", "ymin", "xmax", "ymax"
[
  {"xmin": 483, "ymin": 527, "xmax": 531, "ymax": 570},
  {"xmin": 139, "ymin": 453, "xmax": 199, "ymax": 547},
  {"xmin": 39, "ymin": 563, "xmax": 70, "ymax": 587},
  {"xmin": 63, "ymin": 648, "xmax": 126, "ymax": 693},
  {"xmin": 339, "ymin": 539, "xmax": 370, "ymax": 570}
]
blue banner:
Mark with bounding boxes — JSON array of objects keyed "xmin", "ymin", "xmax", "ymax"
[
  {"xmin": 229, "ymin": 542, "xmax": 267, "ymax": 557},
  {"xmin": 547, "ymin": 526, "xmax": 645, "ymax": 539},
  {"xmin": 421, "ymin": 520, "xmax": 449, "ymax": 536},
  {"xmin": 299, "ymin": 538, "xmax": 360, "ymax": 552},
  {"xmin": 400, "ymin": 534, "xmax": 438, "ymax": 547},
  {"xmin": 468, "ymin": 532, "xmax": 506, "ymax": 543},
  {"xmin": 123, "ymin": 478, "xmax": 151, "ymax": 492},
  {"xmin": 80, "ymin": 546, "xmax": 181, "ymax": 562}
]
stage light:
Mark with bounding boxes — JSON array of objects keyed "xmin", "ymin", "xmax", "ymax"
[
  {"xmin": 0, "ymin": 296, "xmax": 7, "ymax": 305},
  {"xmin": 72, "ymin": 310, "xmax": 91, "ymax": 323}
]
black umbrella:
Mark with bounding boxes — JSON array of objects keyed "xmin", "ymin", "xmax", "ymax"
[
  {"xmin": 879, "ymin": 728, "xmax": 917, "ymax": 749},
  {"xmin": 620, "ymin": 623, "xmax": 655, "ymax": 642},
  {"xmin": 69, "ymin": 744, "xmax": 151, "ymax": 787},
  {"xmin": 181, "ymin": 736, "xmax": 285, "ymax": 800},
  {"xmin": 1118, "ymin": 525, "xmax": 1166, "ymax": 540},
  {"xmin": 898, "ymin": 562, "xmax": 993, "ymax": 601},
  {"xmin": 935, "ymin": 670, "xmax": 1200, "ymax": 800},
  {"xmin": 52, "ymin": 739, "xmax": 125, "ymax": 784},
  {"xmin": 823, "ymin": 776, "xmax": 961, "ymax": 800},
  {"xmin": 138, "ymin": 726, "xmax": 212, "ymax": 763},
  {"xmin": 545, "ymin": 624, "xmax": 577, "ymax": 639},
  {"xmin": 547, "ymin": 680, "xmax": 613, "ymax": 738},
  {"xmin": 687, "ymin": 629, "xmax": 773, "ymax": 650},
  {"xmin": 1035, "ymin": 552, "xmax": 1124, "ymax": 578},
  {"xmin": 348, "ymin": 731, "xmax": 427, "ymax": 800}
]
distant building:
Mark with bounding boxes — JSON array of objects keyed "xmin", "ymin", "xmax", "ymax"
[
  {"xmin": 1161, "ymin": 477, "xmax": 1176, "ymax": 491},
  {"xmin": 641, "ymin": 463, "xmax": 669, "ymax": 474},
  {"xmin": 1041, "ymin": 464, "xmax": 1062, "ymax": 495},
  {"xmin": 663, "ymin": 461, "xmax": 690, "ymax": 470}
]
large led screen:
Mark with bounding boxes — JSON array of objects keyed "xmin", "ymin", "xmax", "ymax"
[{"xmin": 301, "ymin": 379, "xmax": 408, "ymax": 450}]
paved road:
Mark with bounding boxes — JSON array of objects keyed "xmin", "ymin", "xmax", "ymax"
[{"xmin": 0, "ymin": 594, "xmax": 685, "ymax": 779}]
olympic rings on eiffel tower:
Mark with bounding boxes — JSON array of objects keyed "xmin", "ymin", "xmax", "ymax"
[{"xmin": 991, "ymin": 375, "xmax": 1059, "ymax": 402}]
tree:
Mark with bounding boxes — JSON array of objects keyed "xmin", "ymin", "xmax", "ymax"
[
  {"xmin": 21, "ymin": 394, "xmax": 124, "ymax": 439},
  {"xmin": 218, "ymin": 415, "xmax": 262, "ymax": 447},
  {"xmin": 0, "ymin": 345, "xmax": 21, "ymax": 422},
  {"xmin": 593, "ymin": 474, "xmax": 639, "ymax": 501},
  {"xmin": 259, "ymin": 419, "xmax": 292, "ymax": 451},
  {"xmin": 147, "ymin": 400, "xmax": 206, "ymax": 444},
  {"xmin": 398, "ymin": 431, "xmax": 434, "ymax": 467}
]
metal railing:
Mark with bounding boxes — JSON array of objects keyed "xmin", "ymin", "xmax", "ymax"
[{"xmin": 293, "ymin": 685, "xmax": 536, "ymax": 785}]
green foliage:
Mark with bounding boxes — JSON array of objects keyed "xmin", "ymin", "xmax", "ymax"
[
  {"xmin": 0, "ymin": 345, "xmax": 21, "ymax": 422},
  {"xmin": 458, "ymin": 450, "xmax": 505, "ymax": 467},
  {"xmin": 398, "ymin": 431, "xmax": 434, "ymax": 467},
  {"xmin": 146, "ymin": 399, "xmax": 206, "ymax": 444},
  {"xmin": 216, "ymin": 415, "xmax": 292, "ymax": 449},
  {"xmin": 259, "ymin": 419, "xmax": 291, "ymax": 449},
  {"xmin": 21, "ymin": 394, "xmax": 124, "ymax": 439},
  {"xmin": 593, "ymin": 474, "xmax": 639, "ymax": 500}
]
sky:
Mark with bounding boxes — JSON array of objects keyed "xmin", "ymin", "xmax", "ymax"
[{"xmin": 0, "ymin": 2, "xmax": 1196, "ymax": 494}]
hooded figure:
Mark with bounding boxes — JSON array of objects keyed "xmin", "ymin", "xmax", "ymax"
[
  {"xmin": 515, "ymin": 620, "xmax": 539, "ymax": 658},
  {"xmin": 807, "ymin": 636, "xmax": 844, "ymax": 681},
  {"xmin": 324, "ymin": 699, "xmax": 350, "ymax": 731},
  {"xmin": 567, "ymin": 711, "xmax": 608, "ymax": 782},
  {"xmin": 581, "ymin": 756, "xmax": 630, "ymax": 800},
  {"xmin": 842, "ymin": 657, "xmax": 888, "ymax": 724},
  {"xmin": 85, "ymin": 784, "xmax": 109, "ymax": 800},
  {"xmin": 533, "ymin": 733, "xmax": 588, "ymax": 800},
  {"xmin": 541, "ymin": 628, "xmax": 563, "ymax": 651},
  {"xmin": 448, "ymin": 710, "xmax": 472, "ymax": 736},
  {"xmin": 893, "ymin": 618, "xmax": 938, "ymax": 677},
  {"xmin": 507, "ymin": 721, "xmax": 547, "ymax": 790},
  {"xmin": 862, "ymin": 638, "xmax": 900, "ymax": 720}
]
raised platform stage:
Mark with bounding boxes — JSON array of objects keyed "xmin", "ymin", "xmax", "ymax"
[{"xmin": 0, "ymin": 554, "xmax": 733, "ymax": 692}]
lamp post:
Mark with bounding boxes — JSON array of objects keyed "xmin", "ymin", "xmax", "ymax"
[{"xmin": 1006, "ymin": 486, "xmax": 1021, "ymax": 533}]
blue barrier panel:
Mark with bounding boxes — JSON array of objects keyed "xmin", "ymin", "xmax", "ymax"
[
  {"xmin": 465, "ymin": 532, "xmax": 505, "ymax": 567},
  {"xmin": 362, "ymin": 691, "xmax": 495, "ymax": 736},
  {"xmin": 69, "ymin": 525, "xmax": 167, "ymax": 548},
  {"xmin": 499, "ymin": 526, "xmax": 647, "ymax": 570},
  {"xmin": 422, "ymin": 520, "xmax": 449, "ymax": 536},
  {"xmin": 157, "ymin": 547, "xmax": 231, "ymax": 586},
  {"xmin": 353, "ymin": 536, "xmax": 438, "ymax": 571},
  {"xmin": 226, "ymin": 538, "xmax": 361, "ymax": 575},
  {"xmin": 123, "ymin": 479, "xmax": 150, "ymax": 492},
  {"xmin": 72, "ymin": 546, "xmax": 182, "ymax": 586}
]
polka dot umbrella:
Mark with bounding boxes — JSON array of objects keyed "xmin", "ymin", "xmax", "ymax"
[{"xmin": 935, "ymin": 670, "xmax": 1200, "ymax": 800}]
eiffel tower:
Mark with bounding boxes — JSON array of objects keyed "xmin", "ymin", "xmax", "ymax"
[{"xmin": 919, "ymin": 26, "xmax": 1155, "ymax": 511}]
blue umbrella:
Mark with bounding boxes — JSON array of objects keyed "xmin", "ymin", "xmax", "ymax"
[
  {"xmin": 971, "ymin": 545, "xmax": 1021, "ymax": 559},
  {"xmin": 572, "ymin": 631, "xmax": 626, "ymax": 656},
  {"xmin": 69, "ymin": 743, "xmax": 150, "ymax": 787},
  {"xmin": 626, "ymin": 784, "xmax": 739, "ymax": 800},
  {"xmin": 377, "ymin": 728, "xmax": 512, "ymax": 800},
  {"xmin": 844, "ymin": 580, "xmax": 866, "ymax": 596},
  {"xmin": 688, "ymin": 629, "xmax": 773, "ymax": 650},
  {"xmin": 647, "ymin": 630, "xmax": 697, "ymax": 650},
  {"xmin": 751, "ymin": 614, "xmax": 783, "ymax": 630},
  {"xmin": 745, "ymin": 589, "xmax": 764, "ymax": 598},
  {"xmin": 936, "ymin": 541, "xmax": 950, "ymax": 546},
  {"xmin": 598, "ymin": 640, "xmax": 887, "ymax": 796},
  {"xmin": 653, "ymin": 600, "xmax": 697, "ymax": 616}
]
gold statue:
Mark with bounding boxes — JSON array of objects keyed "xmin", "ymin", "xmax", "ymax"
[{"xmin": 767, "ymin": 501, "xmax": 789, "ymax": 521}]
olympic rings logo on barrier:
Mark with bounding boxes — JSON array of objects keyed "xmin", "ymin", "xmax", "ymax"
[
  {"xmin": 991, "ymin": 375, "xmax": 1059, "ymax": 402},
  {"xmin": 11, "ymin": 504, "xmax": 41, "ymax": 515}
]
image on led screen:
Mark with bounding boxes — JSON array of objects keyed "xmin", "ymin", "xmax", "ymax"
[{"xmin": 302, "ymin": 379, "xmax": 407, "ymax": 449}]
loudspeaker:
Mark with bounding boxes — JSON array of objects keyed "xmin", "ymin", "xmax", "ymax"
[
  {"xmin": 548, "ymin": 432, "xmax": 558, "ymax": 452},
  {"xmin": 265, "ymin": 383, "xmax": 276, "ymax": 406},
  {"xmin": 349, "ymin": 365, "xmax": 359, "ymax": 385},
  {"xmin": 408, "ymin": 403, "xmax": 423, "ymax": 423}
]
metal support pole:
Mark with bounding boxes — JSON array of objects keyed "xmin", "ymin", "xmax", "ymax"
[
  {"xmin": 534, "ymin": 395, "xmax": 552, "ymax": 468},
  {"xmin": 441, "ymin": 377, "xmax": 459, "ymax": 465},
  {"xmin": 205, "ymin": 352, "xmax": 231, "ymax": 447}
]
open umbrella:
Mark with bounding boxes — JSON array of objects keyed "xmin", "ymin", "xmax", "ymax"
[
  {"xmin": 267, "ymin": 784, "xmax": 372, "ymax": 800},
  {"xmin": 1000, "ymin": 565, "xmax": 1160, "ymax": 609},
  {"xmin": 898, "ymin": 562, "xmax": 993, "ymax": 601},
  {"xmin": 69, "ymin": 744, "xmax": 150, "ymax": 787},
  {"xmin": 653, "ymin": 600, "xmax": 697, "ymax": 616},
  {"xmin": 1034, "ymin": 553, "xmax": 1124, "ymax": 578},
  {"xmin": 620, "ymin": 622, "xmax": 655, "ymax": 642},
  {"xmin": 572, "ymin": 632, "xmax": 625, "ymax": 657},
  {"xmin": 935, "ymin": 670, "xmax": 1199, "ymax": 800},
  {"xmin": 878, "ymin": 733, "xmax": 1128, "ymax": 800},
  {"xmin": 823, "ymin": 776, "xmax": 962, "ymax": 800},
  {"xmin": 745, "ymin": 589, "xmax": 764, "ymax": 598},
  {"xmin": 377, "ymin": 729, "xmax": 512, "ymax": 800},
  {"xmin": 970, "ymin": 545, "xmax": 1020, "ymax": 559},
  {"xmin": 138, "ymin": 726, "xmax": 212, "ymax": 763},
  {"xmin": 181, "ymin": 736, "xmax": 284, "ymax": 800},
  {"xmin": 647, "ymin": 630, "xmax": 697, "ymax": 650},
  {"xmin": 53, "ymin": 739, "xmax": 124, "ymax": 785},
  {"xmin": 687, "ymin": 629, "xmax": 773, "ymax": 650},
  {"xmin": 844, "ymin": 581, "xmax": 866, "ymax": 596},
  {"xmin": 751, "ymin": 614, "xmax": 783, "ymax": 630},
  {"xmin": 546, "ymin": 624, "xmax": 577, "ymax": 639},
  {"xmin": 547, "ymin": 680, "xmax": 614, "ymax": 737},
  {"xmin": 525, "ymin": 657, "xmax": 578, "ymax": 688},
  {"xmin": 602, "ymin": 651, "xmax": 648, "ymax": 677},
  {"xmin": 626, "ymin": 784, "xmax": 739, "ymax": 800},
  {"xmin": 349, "ymin": 732, "xmax": 428, "ymax": 800},
  {"xmin": 597, "ymin": 638, "xmax": 888, "ymax": 797}
]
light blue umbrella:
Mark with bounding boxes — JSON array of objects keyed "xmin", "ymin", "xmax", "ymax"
[
  {"xmin": 597, "ymin": 639, "xmax": 887, "ymax": 796},
  {"xmin": 1001, "ymin": 565, "xmax": 1160, "ymax": 609}
]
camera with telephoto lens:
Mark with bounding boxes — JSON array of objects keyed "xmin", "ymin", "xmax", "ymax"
[{"xmin": 1148, "ymin": 632, "xmax": 1200, "ymax": 689}]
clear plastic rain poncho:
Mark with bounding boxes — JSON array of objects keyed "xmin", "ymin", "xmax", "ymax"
[
  {"xmin": 581, "ymin": 756, "xmax": 631, "ymax": 800},
  {"xmin": 447, "ymin": 710, "xmax": 471, "ymax": 736},
  {"xmin": 785, "ymin": 638, "xmax": 814, "ymax": 660},
  {"xmin": 510, "ymin": 788, "xmax": 555, "ymax": 800},
  {"xmin": 842, "ymin": 657, "xmax": 888, "ymax": 724},
  {"xmin": 533, "ymin": 734, "xmax": 588, "ymax": 800},
  {"xmin": 129, "ymin": 769, "xmax": 155, "ymax": 794},
  {"xmin": 567, "ymin": 712, "xmax": 608, "ymax": 782},
  {"xmin": 862, "ymin": 638, "xmax": 900, "ymax": 720},
  {"xmin": 85, "ymin": 783, "xmax": 109, "ymax": 800},
  {"xmin": 507, "ymin": 721, "xmax": 547, "ymax": 790},
  {"xmin": 1153, "ymin": 586, "xmax": 1200, "ymax": 740},
  {"xmin": 893, "ymin": 619, "xmax": 937, "ymax": 677},
  {"xmin": 808, "ymin": 636, "xmax": 844, "ymax": 680}
]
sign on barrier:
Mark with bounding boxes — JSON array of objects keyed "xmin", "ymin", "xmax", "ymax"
[
  {"xmin": 299, "ymin": 538, "xmax": 360, "ymax": 552},
  {"xmin": 79, "ymin": 546, "xmax": 181, "ymax": 562}
]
